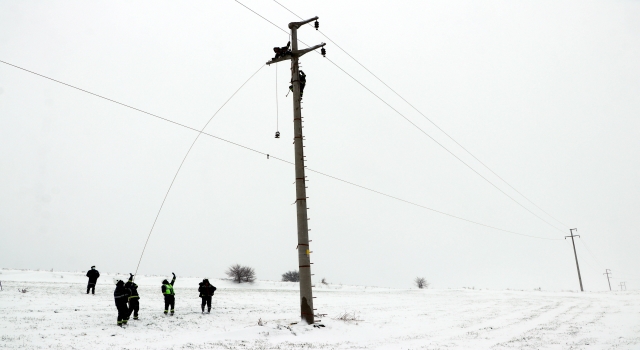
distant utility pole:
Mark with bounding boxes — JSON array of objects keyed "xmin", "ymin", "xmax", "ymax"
[
  {"xmin": 619, "ymin": 282, "xmax": 625, "ymax": 291},
  {"xmin": 266, "ymin": 17, "xmax": 325, "ymax": 325},
  {"xmin": 565, "ymin": 228, "xmax": 584, "ymax": 292},
  {"xmin": 603, "ymin": 269, "xmax": 612, "ymax": 291}
]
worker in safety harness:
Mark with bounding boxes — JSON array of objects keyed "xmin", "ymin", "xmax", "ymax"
[
  {"xmin": 114, "ymin": 279, "xmax": 130, "ymax": 327},
  {"xmin": 272, "ymin": 41, "xmax": 291, "ymax": 60},
  {"xmin": 161, "ymin": 272, "xmax": 176, "ymax": 316},
  {"xmin": 288, "ymin": 70, "xmax": 307, "ymax": 100},
  {"xmin": 125, "ymin": 273, "xmax": 140, "ymax": 321}
]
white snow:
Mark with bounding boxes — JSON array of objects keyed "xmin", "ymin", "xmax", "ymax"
[{"xmin": 0, "ymin": 269, "xmax": 639, "ymax": 349}]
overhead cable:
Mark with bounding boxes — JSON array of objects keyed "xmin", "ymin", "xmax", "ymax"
[
  {"xmin": 133, "ymin": 64, "xmax": 265, "ymax": 278},
  {"xmin": 0, "ymin": 59, "xmax": 559, "ymax": 241},
  {"xmin": 232, "ymin": 1, "xmax": 567, "ymax": 236},
  {"xmin": 272, "ymin": 0, "xmax": 572, "ymax": 231}
]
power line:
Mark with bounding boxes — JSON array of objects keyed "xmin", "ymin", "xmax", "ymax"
[
  {"xmin": 133, "ymin": 64, "xmax": 265, "ymax": 277},
  {"xmin": 233, "ymin": 0, "xmax": 567, "ymax": 237},
  {"xmin": 235, "ymin": 0, "xmax": 288, "ymax": 36},
  {"xmin": 0, "ymin": 59, "xmax": 559, "ymax": 241},
  {"xmin": 306, "ymin": 167, "xmax": 561, "ymax": 240},
  {"xmin": 322, "ymin": 56, "xmax": 568, "ymax": 236},
  {"xmin": 271, "ymin": 0, "xmax": 571, "ymax": 231},
  {"xmin": 578, "ymin": 238, "xmax": 605, "ymax": 269}
]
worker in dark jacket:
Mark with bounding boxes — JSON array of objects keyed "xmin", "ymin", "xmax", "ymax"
[
  {"xmin": 125, "ymin": 273, "xmax": 140, "ymax": 320},
  {"xmin": 114, "ymin": 279, "xmax": 130, "ymax": 327},
  {"xmin": 299, "ymin": 70, "xmax": 306, "ymax": 97},
  {"xmin": 198, "ymin": 279, "xmax": 217, "ymax": 314},
  {"xmin": 272, "ymin": 41, "xmax": 291, "ymax": 60},
  {"xmin": 86, "ymin": 266, "xmax": 100, "ymax": 294},
  {"xmin": 161, "ymin": 272, "xmax": 176, "ymax": 316},
  {"xmin": 288, "ymin": 70, "xmax": 307, "ymax": 100}
]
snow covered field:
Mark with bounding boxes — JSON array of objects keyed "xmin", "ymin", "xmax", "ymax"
[{"xmin": 1, "ymin": 269, "xmax": 639, "ymax": 349}]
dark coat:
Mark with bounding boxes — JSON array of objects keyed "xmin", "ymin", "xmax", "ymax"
[
  {"xmin": 198, "ymin": 282, "xmax": 217, "ymax": 297},
  {"xmin": 114, "ymin": 283, "xmax": 130, "ymax": 305},
  {"xmin": 86, "ymin": 269, "xmax": 100, "ymax": 283},
  {"xmin": 125, "ymin": 277, "xmax": 139, "ymax": 300}
]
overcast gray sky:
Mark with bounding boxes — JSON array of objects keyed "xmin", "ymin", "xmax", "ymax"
[{"xmin": 1, "ymin": 0, "xmax": 639, "ymax": 291}]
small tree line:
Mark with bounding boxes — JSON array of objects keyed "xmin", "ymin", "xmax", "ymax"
[{"xmin": 226, "ymin": 264, "xmax": 429, "ymax": 289}]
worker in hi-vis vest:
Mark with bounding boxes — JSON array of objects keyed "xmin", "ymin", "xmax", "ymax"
[{"xmin": 161, "ymin": 272, "xmax": 176, "ymax": 315}]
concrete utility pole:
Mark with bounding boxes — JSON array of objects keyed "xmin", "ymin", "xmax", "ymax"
[
  {"xmin": 266, "ymin": 17, "xmax": 325, "ymax": 325},
  {"xmin": 603, "ymin": 269, "xmax": 612, "ymax": 291},
  {"xmin": 565, "ymin": 228, "xmax": 584, "ymax": 292}
]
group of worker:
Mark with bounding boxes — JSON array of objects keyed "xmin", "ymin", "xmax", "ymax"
[
  {"xmin": 272, "ymin": 41, "xmax": 308, "ymax": 100},
  {"xmin": 86, "ymin": 266, "xmax": 217, "ymax": 327}
]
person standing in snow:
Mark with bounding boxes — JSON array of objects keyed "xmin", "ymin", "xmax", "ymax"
[
  {"xmin": 125, "ymin": 273, "xmax": 140, "ymax": 321},
  {"xmin": 198, "ymin": 279, "xmax": 217, "ymax": 314},
  {"xmin": 161, "ymin": 272, "xmax": 176, "ymax": 316},
  {"xmin": 85, "ymin": 266, "xmax": 100, "ymax": 294},
  {"xmin": 114, "ymin": 279, "xmax": 130, "ymax": 327}
]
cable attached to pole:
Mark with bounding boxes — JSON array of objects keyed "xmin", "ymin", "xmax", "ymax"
[{"xmin": 270, "ymin": 0, "xmax": 571, "ymax": 231}]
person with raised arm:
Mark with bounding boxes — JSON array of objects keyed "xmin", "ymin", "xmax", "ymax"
[{"xmin": 161, "ymin": 272, "xmax": 176, "ymax": 316}]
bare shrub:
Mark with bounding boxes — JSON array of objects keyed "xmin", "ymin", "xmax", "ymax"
[
  {"xmin": 281, "ymin": 270, "xmax": 300, "ymax": 282},
  {"xmin": 334, "ymin": 311, "xmax": 363, "ymax": 322},
  {"xmin": 226, "ymin": 264, "xmax": 256, "ymax": 283},
  {"xmin": 415, "ymin": 277, "xmax": 429, "ymax": 289},
  {"xmin": 321, "ymin": 277, "xmax": 328, "ymax": 285}
]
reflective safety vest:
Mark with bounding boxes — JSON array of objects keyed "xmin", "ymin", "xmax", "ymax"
[{"xmin": 163, "ymin": 284, "xmax": 175, "ymax": 296}]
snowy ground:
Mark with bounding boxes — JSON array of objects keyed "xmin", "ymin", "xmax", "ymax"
[{"xmin": 1, "ymin": 269, "xmax": 639, "ymax": 349}]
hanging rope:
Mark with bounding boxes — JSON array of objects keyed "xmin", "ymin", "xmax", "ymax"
[
  {"xmin": 276, "ymin": 63, "xmax": 279, "ymax": 133},
  {"xmin": 132, "ymin": 64, "xmax": 265, "ymax": 280}
]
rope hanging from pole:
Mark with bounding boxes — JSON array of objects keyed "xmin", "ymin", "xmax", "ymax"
[{"xmin": 275, "ymin": 63, "xmax": 280, "ymax": 138}]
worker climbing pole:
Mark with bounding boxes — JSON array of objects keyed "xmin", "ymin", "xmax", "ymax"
[{"xmin": 266, "ymin": 17, "xmax": 325, "ymax": 325}]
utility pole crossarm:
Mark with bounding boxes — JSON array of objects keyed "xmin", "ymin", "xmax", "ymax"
[
  {"xmin": 294, "ymin": 43, "xmax": 326, "ymax": 58},
  {"xmin": 266, "ymin": 43, "xmax": 326, "ymax": 66},
  {"xmin": 289, "ymin": 16, "xmax": 318, "ymax": 29},
  {"xmin": 266, "ymin": 56, "xmax": 292, "ymax": 66}
]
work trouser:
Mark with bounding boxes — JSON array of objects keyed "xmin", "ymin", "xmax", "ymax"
[
  {"xmin": 201, "ymin": 296, "xmax": 212, "ymax": 312},
  {"xmin": 128, "ymin": 298, "xmax": 139, "ymax": 320},
  {"xmin": 86, "ymin": 282, "xmax": 96, "ymax": 294},
  {"xmin": 164, "ymin": 295, "xmax": 175, "ymax": 315},
  {"xmin": 116, "ymin": 302, "xmax": 129, "ymax": 325}
]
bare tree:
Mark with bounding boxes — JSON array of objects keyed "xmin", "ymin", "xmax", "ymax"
[
  {"xmin": 226, "ymin": 264, "xmax": 256, "ymax": 283},
  {"xmin": 281, "ymin": 270, "xmax": 300, "ymax": 282},
  {"xmin": 415, "ymin": 277, "xmax": 429, "ymax": 289}
]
